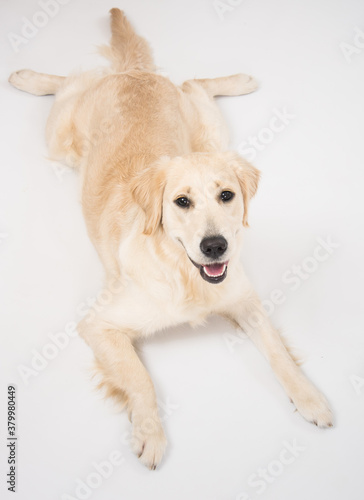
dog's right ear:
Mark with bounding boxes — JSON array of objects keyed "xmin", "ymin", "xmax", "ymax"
[
  {"xmin": 224, "ymin": 151, "xmax": 260, "ymax": 227},
  {"xmin": 130, "ymin": 157, "xmax": 169, "ymax": 235}
]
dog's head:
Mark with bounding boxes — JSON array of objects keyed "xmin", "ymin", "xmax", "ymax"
[{"xmin": 131, "ymin": 151, "xmax": 260, "ymax": 284}]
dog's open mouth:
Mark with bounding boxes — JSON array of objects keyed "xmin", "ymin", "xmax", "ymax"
[{"xmin": 190, "ymin": 259, "xmax": 229, "ymax": 284}]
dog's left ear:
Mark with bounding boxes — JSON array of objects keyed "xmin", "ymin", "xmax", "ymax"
[
  {"xmin": 130, "ymin": 157, "xmax": 168, "ymax": 235},
  {"xmin": 225, "ymin": 151, "xmax": 260, "ymax": 227}
]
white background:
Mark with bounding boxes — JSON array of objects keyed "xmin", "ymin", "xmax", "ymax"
[{"xmin": 1, "ymin": 1, "xmax": 364, "ymax": 499}]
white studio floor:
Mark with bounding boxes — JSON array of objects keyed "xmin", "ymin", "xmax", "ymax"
[{"xmin": 1, "ymin": 1, "xmax": 364, "ymax": 499}]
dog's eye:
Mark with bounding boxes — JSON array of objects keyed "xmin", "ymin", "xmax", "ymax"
[
  {"xmin": 220, "ymin": 191, "xmax": 235, "ymax": 202},
  {"xmin": 174, "ymin": 196, "xmax": 190, "ymax": 208}
]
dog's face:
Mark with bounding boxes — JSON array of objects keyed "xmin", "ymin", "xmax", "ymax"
[{"xmin": 132, "ymin": 152, "xmax": 260, "ymax": 284}]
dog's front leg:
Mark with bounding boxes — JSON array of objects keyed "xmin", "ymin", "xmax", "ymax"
[
  {"xmin": 224, "ymin": 289, "xmax": 333, "ymax": 428},
  {"xmin": 78, "ymin": 318, "xmax": 167, "ymax": 470}
]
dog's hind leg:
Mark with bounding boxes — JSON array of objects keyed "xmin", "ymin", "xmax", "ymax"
[
  {"xmin": 100, "ymin": 8, "xmax": 155, "ymax": 72},
  {"xmin": 181, "ymin": 74, "xmax": 258, "ymax": 152},
  {"xmin": 190, "ymin": 73, "xmax": 258, "ymax": 98},
  {"xmin": 8, "ymin": 69, "xmax": 65, "ymax": 96}
]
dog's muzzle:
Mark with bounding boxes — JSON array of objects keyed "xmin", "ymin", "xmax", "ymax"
[{"xmin": 190, "ymin": 235, "xmax": 229, "ymax": 284}]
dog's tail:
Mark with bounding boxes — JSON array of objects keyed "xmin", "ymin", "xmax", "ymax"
[{"xmin": 99, "ymin": 8, "xmax": 156, "ymax": 73}]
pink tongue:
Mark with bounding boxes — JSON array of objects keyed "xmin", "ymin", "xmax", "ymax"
[{"xmin": 204, "ymin": 263, "xmax": 225, "ymax": 276}]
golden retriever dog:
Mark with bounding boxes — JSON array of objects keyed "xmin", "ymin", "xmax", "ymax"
[{"xmin": 9, "ymin": 8, "xmax": 332, "ymax": 470}]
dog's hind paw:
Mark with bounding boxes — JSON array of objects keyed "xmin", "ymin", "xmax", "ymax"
[
  {"xmin": 236, "ymin": 73, "xmax": 259, "ymax": 94},
  {"xmin": 9, "ymin": 69, "xmax": 37, "ymax": 92}
]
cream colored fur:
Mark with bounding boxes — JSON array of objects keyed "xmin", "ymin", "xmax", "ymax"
[{"xmin": 9, "ymin": 8, "xmax": 332, "ymax": 470}]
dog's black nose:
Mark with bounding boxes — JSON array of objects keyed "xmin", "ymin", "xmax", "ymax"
[{"xmin": 200, "ymin": 236, "xmax": 227, "ymax": 259}]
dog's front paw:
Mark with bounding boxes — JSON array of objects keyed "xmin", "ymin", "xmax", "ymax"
[
  {"xmin": 291, "ymin": 384, "xmax": 333, "ymax": 428},
  {"xmin": 131, "ymin": 414, "xmax": 167, "ymax": 470}
]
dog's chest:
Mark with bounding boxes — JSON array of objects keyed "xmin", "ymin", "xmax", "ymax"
[{"xmin": 99, "ymin": 278, "xmax": 212, "ymax": 336}]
